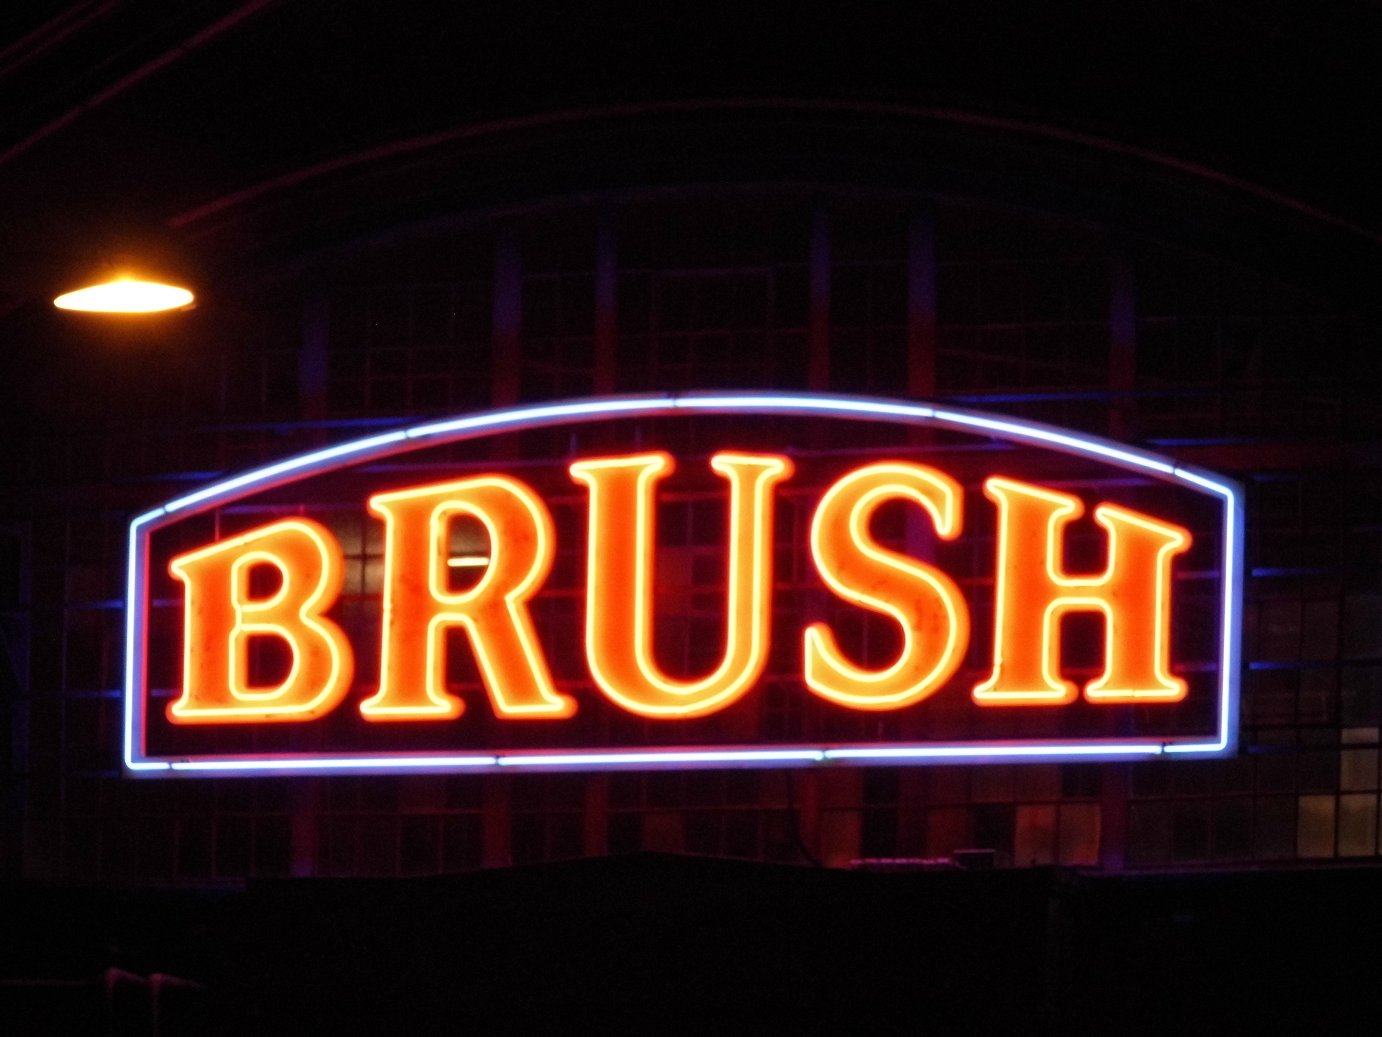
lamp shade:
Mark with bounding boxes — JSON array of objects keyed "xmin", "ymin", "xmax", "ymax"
[{"xmin": 53, "ymin": 277, "xmax": 194, "ymax": 313}]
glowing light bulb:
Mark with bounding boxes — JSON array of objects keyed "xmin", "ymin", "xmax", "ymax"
[{"xmin": 54, "ymin": 278, "xmax": 194, "ymax": 313}]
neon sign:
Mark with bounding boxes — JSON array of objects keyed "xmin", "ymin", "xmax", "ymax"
[{"xmin": 125, "ymin": 393, "xmax": 1243, "ymax": 775}]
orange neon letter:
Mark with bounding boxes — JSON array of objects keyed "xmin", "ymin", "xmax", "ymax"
[
  {"xmin": 805, "ymin": 463, "xmax": 969, "ymax": 710},
  {"xmin": 360, "ymin": 476, "xmax": 572, "ymax": 721},
  {"xmin": 168, "ymin": 519, "xmax": 352, "ymax": 723},
  {"xmin": 973, "ymin": 477, "xmax": 1192, "ymax": 706},
  {"xmin": 570, "ymin": 452, "xmax": 792, "ymax": 718}
]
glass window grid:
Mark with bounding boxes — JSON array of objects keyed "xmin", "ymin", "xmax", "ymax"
[{"xmin": 4, "ymin": 192, "xmax": 1378, "ymax": 879}]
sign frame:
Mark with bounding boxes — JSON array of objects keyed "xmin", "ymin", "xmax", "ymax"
[{"xmin": 124, "ymin": 392, "xmax": 1244, "ymax": 775}]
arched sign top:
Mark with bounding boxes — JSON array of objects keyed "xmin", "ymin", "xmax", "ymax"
[{"xmin": 125, "ymin": 393, "xmax": 1243, "ymax": 775}]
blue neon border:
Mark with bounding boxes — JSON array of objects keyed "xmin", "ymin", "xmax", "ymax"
[{"xmin": 124, "ymin": 392, "xmax": 1244, "ymax": 775}]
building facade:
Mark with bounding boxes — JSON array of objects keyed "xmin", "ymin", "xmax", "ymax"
[{"xmin": 4, "ymin": 104, "xmax": 1379, "ymax": 883}]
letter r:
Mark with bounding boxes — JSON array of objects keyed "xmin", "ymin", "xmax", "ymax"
[{"xmin": 361, "ymin": 476, "xmax": 571, "ymax": 721}]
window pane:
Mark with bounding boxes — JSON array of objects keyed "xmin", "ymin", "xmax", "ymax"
[
  {"xmin": 1340, "ymin": 749, "xmax": 1378, "ymax": 792},
  {"xmin": 1015, "ymin": 805, "xmax": 1057, "ymax": 867},
  {"xmin": 1128, "ymin": 803, "xmax": 1172, "ymax": 866},
  {"xmin": 1296, "ymin": 795, "xmax": 1336, "ymax": 858},
  {"xmin": 1058, "ymin": 804, "xmax": 1101, "ymax": 866},
  {"xmin": 1337, "ymin": 794, "xmax": 1378, "ymax": 857}
]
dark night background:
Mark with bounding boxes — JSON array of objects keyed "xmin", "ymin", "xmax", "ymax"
[{"xmin": 2, "ymin": 2, "xmax": 1380, "ymax": 1033}]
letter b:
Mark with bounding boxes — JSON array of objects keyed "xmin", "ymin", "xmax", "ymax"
[{"xmin": 168, "ymin": 519, "xmax": 353, "ymax": 723}]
